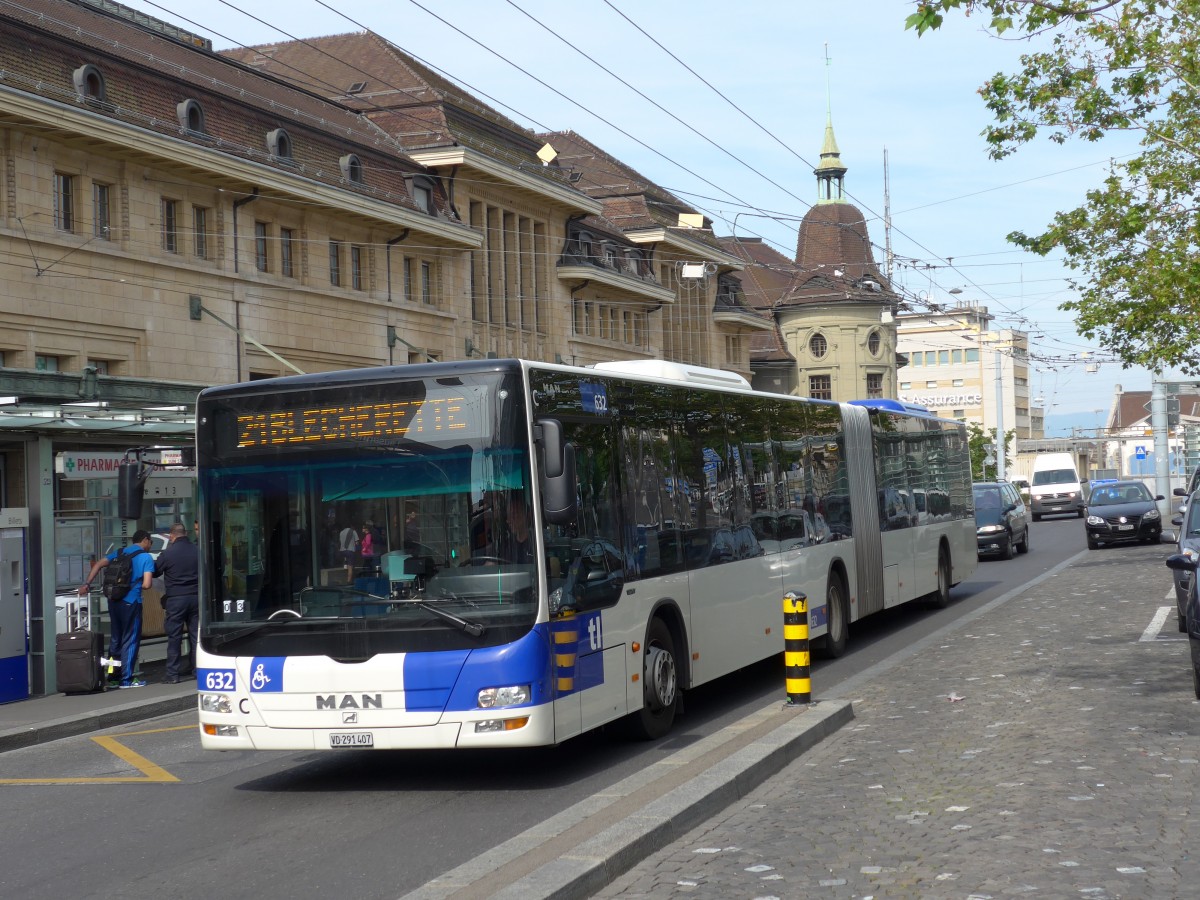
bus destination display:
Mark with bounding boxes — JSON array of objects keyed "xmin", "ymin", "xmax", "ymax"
[{"xmin": 235, "ymin": 396, "xmax": 468, "ymax": 449}]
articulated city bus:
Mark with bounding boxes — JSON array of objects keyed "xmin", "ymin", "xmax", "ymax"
[{"xmin": 194, "ymin": 358, "xmax": 975, "ymax": 750}]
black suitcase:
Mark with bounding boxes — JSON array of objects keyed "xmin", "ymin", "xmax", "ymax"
[{"xmin": 55, "ymin": 630, "xmax": 107, "ymax": 694}]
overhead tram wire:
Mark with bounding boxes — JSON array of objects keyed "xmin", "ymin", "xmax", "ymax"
[
  {"xmin": 195, "ymin": 0, "xmax": 1059, "ymax": 337},
  {"xmin": 600, "ymin": 0, "xmax": 1037, "ymax": 323},
  {"xmin": 140, "ymin": 0, "xmax": 557, "ymax": 152},
  {"xmin": 311, "ymin": 0, "xmax": 802, "ymax": 233},
  {"xmin": 502, "ymin": 0, "xmax": 815, "ymax": 216},
  {"xmin": 134, "ymin": 4, "xmax": 1051, "ymax": 341},
  {"xmin": 161, "ymin": 1, "xmax": 816, "ymax": 268}
]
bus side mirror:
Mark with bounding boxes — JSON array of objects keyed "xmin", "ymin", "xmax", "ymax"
[
  {"xmin": 117, "ymin": 462, "xmax": 150, "ymax": 519},
  {"xmin": 536, "ymin": 419, "xmax": 577, "ymax": 525}
]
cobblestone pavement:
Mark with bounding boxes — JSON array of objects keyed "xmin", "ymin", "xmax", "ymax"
[{"xmin": 598, "ymin": 545, "xmax": 1200, "ymax": 899}]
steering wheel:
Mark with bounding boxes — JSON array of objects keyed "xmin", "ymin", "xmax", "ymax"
[{"xmin": 461, "ymin": 555, "xmax": 515, "ymax": 567}]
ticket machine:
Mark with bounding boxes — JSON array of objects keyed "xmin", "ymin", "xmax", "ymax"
[{"xmin": 0, "ymin": 510, "xmax": 29, "ymax": 703}]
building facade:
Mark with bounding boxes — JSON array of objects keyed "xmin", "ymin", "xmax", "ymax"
[{"xmin": 896, "ymin": 303, "xmax": 1044, "ymax": 443}]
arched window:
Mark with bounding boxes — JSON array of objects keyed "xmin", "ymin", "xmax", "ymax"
[
  {"xmin": 72, "ymin": 64, "xmax": 106, "ymax": 103},
  {"xmin": 340, "ymin": 154, "xmax": 364, "ymax": 184},
  {"xmin": 176, "ymin": 99, "xmax": 206, "ymax": 135},
  {"xmin": 266, "ymin": 128, "xmax": 293, "ymax": 161},
  {"xmin": 868, "ymin": 330, "xmax": 882, "ymax": 356},
  {"xmin": 809, "ymin": 333, "xmax": 828, "ymax": 359}
]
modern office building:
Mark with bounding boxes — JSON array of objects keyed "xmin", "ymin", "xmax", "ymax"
[{"xmin": 896, "ymin": 302, "xmax": 1043, "ymax": 441}]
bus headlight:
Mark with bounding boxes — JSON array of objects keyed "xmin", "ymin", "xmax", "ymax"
[
  {"xmin": 477, "ymin": 685, "xmax": 530, "ymax": 708},
  {"xmin": 200, "ymin": 694, "xmax": 233, "ymax": 714}
]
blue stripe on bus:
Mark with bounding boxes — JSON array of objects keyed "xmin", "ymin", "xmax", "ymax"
[{"xmin": 404, "ymin": 614, "xmax": 607, "ymax": 713}]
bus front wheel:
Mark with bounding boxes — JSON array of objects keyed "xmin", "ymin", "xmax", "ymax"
[
  {"xmin": 821, "ymin": 575, "xmax": 848, "ymax": 658},
  {"xmin": 627, "ymin": 618, "xmax": 679, "ymax": 740}
]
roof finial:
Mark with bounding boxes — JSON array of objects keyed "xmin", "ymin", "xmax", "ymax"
[
  {"xmin": 815, "ymin": 44, "xmax": 846, "ymax": 202},
  {"xmin": 825, "ymin": 42, "xmax": 832, "ymax": 124}
]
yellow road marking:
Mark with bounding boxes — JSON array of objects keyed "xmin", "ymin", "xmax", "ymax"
[{"xmin": 0, "ymin": 724, "xmax": 192, "ymax": 785}]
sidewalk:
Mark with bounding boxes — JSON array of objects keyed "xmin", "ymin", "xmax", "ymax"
[
  {"xmin": 5, "ymin": 545, "xmax": 1194, "ymax": 899},
  {"xmin": 0, "ymin": 657, "xmax": 195, "ymax": 753},
  {"xmin": 597, "ymin": 544, "xmax": 1200, "ymax": 898}
]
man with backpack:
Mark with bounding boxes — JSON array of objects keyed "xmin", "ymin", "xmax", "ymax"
[{"xmin": 78, "ymin": 530, "xmax": 155, "ymax": 688}]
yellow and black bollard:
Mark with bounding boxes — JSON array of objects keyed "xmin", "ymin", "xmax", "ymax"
[{"xmin": 783, "ymin": 591, "xmax": 810, "ymax": 705}]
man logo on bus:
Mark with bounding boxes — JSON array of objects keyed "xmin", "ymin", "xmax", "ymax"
[{"xmin": 316, "ymin": 694, "xmax": 383, "ymax": 710}]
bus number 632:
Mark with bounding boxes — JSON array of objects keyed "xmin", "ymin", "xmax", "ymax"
[{"xmin": 203, "ymin": 670, "xmax": 235, "ymax": 691}]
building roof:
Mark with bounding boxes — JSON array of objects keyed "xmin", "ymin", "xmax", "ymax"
[
  {"xmin": 220, "ymin": 32, "xmax": 579, "ymax": 193},
  {"xmin": 539, "ymin": 130, "xmax": 731, "ymax": 255},
  {"xmin": 1108, "ymin": 388, "xmax": 1200, "ymax": 430},
  {"xmin": 3, "ymin": 0, "xmax": 433, "ymax": 212}
]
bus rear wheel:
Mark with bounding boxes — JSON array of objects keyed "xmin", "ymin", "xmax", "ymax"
[
  {"xmin": 930, "ymin": 546, "xmax": 952, "ymax": 609},
  {"xmin": 821, "ymin": 575, "xmax": 848, "ymax": 658},
  {"xmin": 627, "ymin": 618, "xmax": 678, "ymax": 740}
]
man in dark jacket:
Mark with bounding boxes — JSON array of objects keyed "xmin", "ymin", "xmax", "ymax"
[{"xmin": 154, "ymin": 521, "xmax": 199, "ymax": 683}]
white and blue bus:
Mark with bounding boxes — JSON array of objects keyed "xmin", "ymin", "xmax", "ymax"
[{"xmin": 194, "ymin": 359, "xmax": 975, "ymax": 750}]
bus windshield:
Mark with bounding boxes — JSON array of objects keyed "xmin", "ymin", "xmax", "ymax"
[{"xmin": 197, "ymin": 370, "xmax": 538, "ymax": 658}]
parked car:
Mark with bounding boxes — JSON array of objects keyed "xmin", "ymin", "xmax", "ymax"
[
  {"xmin": 1084, "ymin": 480, "xmax": 1163, "ymax": 549},
  {"xmin": 1170, "ymin": 491, "xmax": 1200, "ymax": 630},
  {"xmin": 1164, "ymin": 549, "xmax": 1200, "ymax": 697},
  {"xmin": 972, "ymin": 481, "xmax": 1031, "ymax": 560}
]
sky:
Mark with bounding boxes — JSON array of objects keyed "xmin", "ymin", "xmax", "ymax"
[{"xmin": 121, "ymin": 0, "xmax": 1177, "ymax": 424}]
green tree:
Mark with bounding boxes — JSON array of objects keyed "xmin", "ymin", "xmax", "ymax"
[
  {"xmin": 906, "ymin": 1, "xmax": 1200, "ymax": 374},
  {"xmin": 967, "ymin": 421, "xmax": 1016, "ymax": 480}
]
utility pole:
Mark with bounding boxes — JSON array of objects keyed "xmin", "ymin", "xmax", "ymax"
[{"xmin": 1151, "ymin": 378, "xmax": 1170, "ymax": 500}]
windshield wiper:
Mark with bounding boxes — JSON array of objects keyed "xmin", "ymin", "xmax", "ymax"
[
  {"xmin": 301, "ymin": 585, "xmax": 487, "ymax": 637},
  {"xmin": 209, "ymin": 608, "xmax": 306, "ymax": 647},
  {"xmin": 411, "ymin": 599, "xmax": 486, "ymax": 637}
]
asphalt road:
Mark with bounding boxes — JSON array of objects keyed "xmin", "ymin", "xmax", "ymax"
[{"xmin": 0, "ymin": 516, "xmax": 1096, "ymax": 900}]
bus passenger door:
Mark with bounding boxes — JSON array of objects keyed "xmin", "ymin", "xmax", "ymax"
[{"xmin": 547, "ymin": 419, "xmax": 630, "ymax": 735}]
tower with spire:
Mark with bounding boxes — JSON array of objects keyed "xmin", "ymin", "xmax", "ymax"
[{"xmin": 724, "ymin": 53, "xmax": 902, "ymax": 402}]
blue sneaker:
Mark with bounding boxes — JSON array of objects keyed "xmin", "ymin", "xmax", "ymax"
[{"xmin": 120, "ymin": 679, "xmax": 147, "ymax": 689}]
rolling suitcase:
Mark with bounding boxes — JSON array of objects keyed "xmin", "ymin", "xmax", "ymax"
[{"xmin": 55, "ymin": 629, "xmax": 106, "ymax": 694}]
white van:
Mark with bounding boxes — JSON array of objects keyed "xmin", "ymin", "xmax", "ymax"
[{"xmin": 1029, "ymin": 452, "xmax": 1085, "ymax": 520}]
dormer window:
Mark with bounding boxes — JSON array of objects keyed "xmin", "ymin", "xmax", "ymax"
[
  {"xmin": 340, "ymin": 154, "xmax": 364, "ymax": 184},
  {"xmin": 176, "ymin": 99, "xmax": 206, "ymax": 135},
  {"xmin": 72, "ymin": 64, "xmax": 106, "ymax": 103},
  {"xmin": 266, "ymin": 128, "xmax": 293, "ymax": 162},
  {"xmin": 347, "ymin": 81, "xmax": 366, "ymax": 94},
  {"xmin": 408, "ymin": 175, "xmax": 436, "ymax": 214}
]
